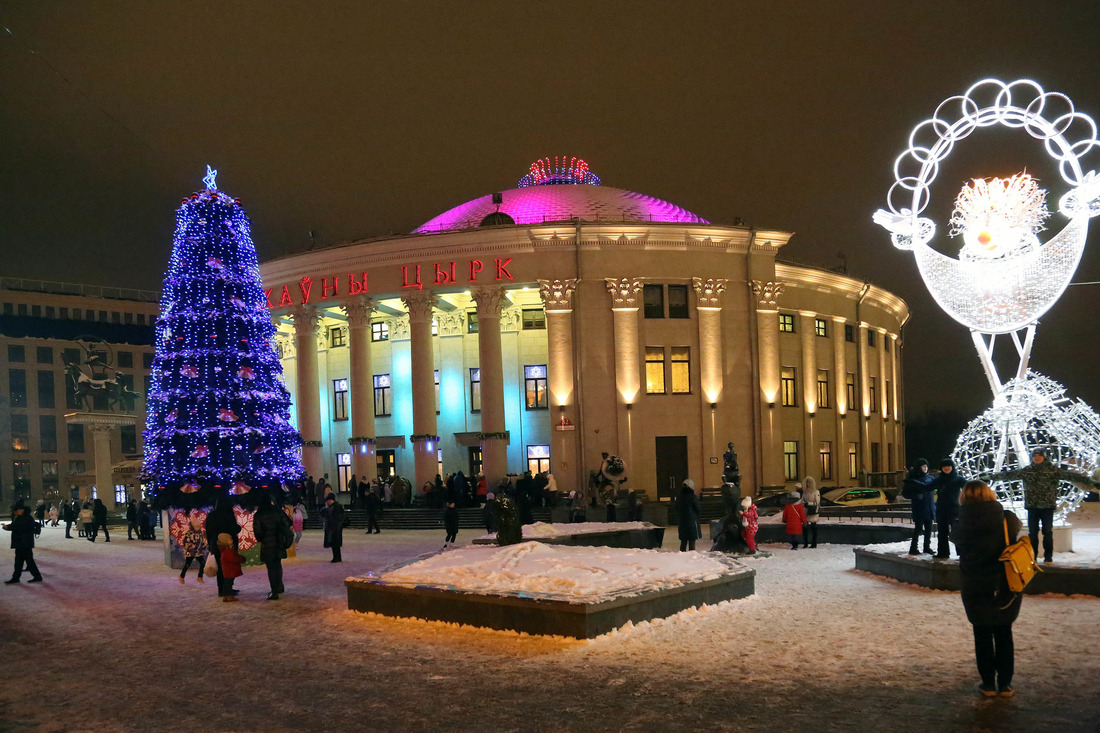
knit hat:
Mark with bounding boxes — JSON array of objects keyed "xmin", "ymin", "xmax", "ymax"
[
  {"xmin": 740, "ymin": 496, "xmax": 752, "ymax": 509},
  {"xmin": 217, "ymin": 533, "xmax": 233, "ymax": 548},
  {"xmin": 683, "ymin": 479, "xmax": 695, "ymax": 490},
  {"xmin": 787, "ymin": 491, "xmax": 801, "ymax": 501},
  {"xmin": 324, "ymin": 493, "xmax": 336, "ymax": 503},
  {"xmin": 940, "ymin": 458, "xmax": 955, "ymax": 469},
  {"xmin": 915, "ymin": 458, "xmax": 929, "ymax": 468}
]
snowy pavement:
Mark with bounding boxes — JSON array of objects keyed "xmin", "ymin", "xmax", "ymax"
[{"xmin": 2, "ymin": 506, "xmax": 1099, "ymax": 732}]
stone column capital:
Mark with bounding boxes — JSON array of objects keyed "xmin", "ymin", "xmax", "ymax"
[
  {"xmin": 401, "ymin": 292, "xmax": 438, "ymax": 322},
  {"xmin": 691, "ymin": 277, "xmax": 728, "ymax": 309},
  {"xmin": 537, "ymin": 278, "xmax": 578, "ymax": 313},
  {"xmin": 605, "ymin": 277, "xmax": 644, "ymax": 310},
  {"xmin": 340, "ymin": 297, "xmax": 376, "ymax": 328},
  {"xmin": 750, "ymin": 280, "xmax": 785, "ymax": 310},
  {"xmin": 88, "ymin": 423, "xmax": 115, "ymax": 437},
  {"xmin": 471, "ymin": 285, "xmax": 508, "ymax": 318},
  {"xmin": 287, "ymin": 304, "xmax": 320, "ymax": 332}
]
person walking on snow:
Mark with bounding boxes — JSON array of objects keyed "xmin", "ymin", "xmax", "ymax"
[
  {"xmin": 3, "ymin": 500, "xmax": 43, "ymax": 584},
  {"xmin": 782, "ymin": 492, "xmax": 807, "ymax": 549},
  {"xmin": 90, "ymin": 498, "xmax": 110, "ymax": 542},
  {"xmin": 903, "ymin": 459, "xmax": 936, "ymax": 555}
]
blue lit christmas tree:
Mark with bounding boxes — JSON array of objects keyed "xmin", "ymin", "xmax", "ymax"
[{"xmin": 143, "ymin": 167, "xmax": 303, "ymax": 508}]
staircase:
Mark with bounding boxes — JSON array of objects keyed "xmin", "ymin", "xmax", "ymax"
[{"xmin": 302, "ymin": 506, "xmax": 555, "ymax": 532}]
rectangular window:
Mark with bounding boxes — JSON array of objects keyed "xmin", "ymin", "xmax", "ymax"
[
  {"xmin": 39, "ymin": 416, "xmax": 57, "ymax": 453},
  {"xmin": 778, "ymin": 313, "xmax": 795, "ymax": 333},
  {"xmin": 848, "ymin": 443, "xmax": 859, "ymax": 478},
  {"xmin": 11, "ymin": 414, "xmax": 29, "ymax": 451},
  {"xmin": 524, "ymin": 365, "xmax": 548, "ymax": 410},
  {"xmin": 68, "ymin": 424, "xmax": 85, "ymax": 453},
  {"xmin": 31, "ymin": 305, "xmax": 42, "ymax": 317},
  {"xmin": 38, "ymin": 371, "xmax": 55, "ymax": 409},
  {"xmin": 330, "ymin": 327, "xmax": 347, "ymax": 348},
  {"xmin": 116, "ymin": 351, "xmax": 133, "ymax": 368},
  {"xmin": 111, "ymin": 311, "xmax": 120, "ymax": 324},
  {"xmin": 667, "ymin": 285, "xmax": 690, "ymax": 318},
  {"xmin": 124, "ymin": 312, "xmax": 133, "ymax": 324},
  {"xmin": 60, "ymin": 307, "xmax": 68, "ymax": 318},
  {"xmin": 846, "ymin": 373, "xmax": 857, "ymax": 411},
  {"xmin": 885, "ymin": 337, "xmax": 892, "ymax": 354},
  {"xmin": 814, "ymin": 318, "xmax": 828, "ymax": 337},
  {"xmin": 869, "ymin": 377, "xmax": 878, "ymax": 413},
  {"xmin": 68, "ymin": 459, "xmax": 86, "ymax": 474},
  {"xmin": 36, "ymin": 346, "xmax": 53, "ymax": 364},
  {"xmin": 844, "ymin": 324, "xmax": 855, "ymax": 343},
  {"xmin": 8, "ymin": 345, "xmax": 25, "ymax": 363},
  {"xmin": 3, "ymin": 303, "xmax": 12, "ymax": 315},
  {"xmin": 867, "ymin": 330, "xmax": 877, "ymax": 347},
  {"xmin": 62, "ymin": 348, "xmax": 81, "ymax": 366},
  {"xmin": 816, "ymin": 370, "xmax": 830, "ymax": 409},
  {"xmin": 885, "ymin": 380, "xmax": 893, "ymax": 416},
  {"xmin": 435, "ymin": 370, "xmax": 440, "ymax": 414},
  {"xmin": 871, "ymin": 442, "xmax": 882, "ymax": 472},
  {"xmin": 137, "ymin": 313, "xmax": 146, "ymax": 325},
  {"xmin": 783, "ymin": 441, "xmax": 799, "ymax": 481},
  {"xmin": 645, "ymin": 347, "xmax": 666, "ymax": 394},
  {"xmin": 333, "ymin": 378, "xmax": 349, "ymax": 421},
  {"xmin": 12, "ymin": 461, "xmax": 30, "ymax": 499},
  {"xmin": 17, "ymin": 304, "xmax": 27, "ymax": 316},
  {"xmin": 115, "ymin": 484, "xmax": 128, "ymax": 505},
  {"xmin": 9, "ymin": 368, "xmax": 27, "ymax": 407},
  {"xmin": 521, "ymin": 309, "xmax": 546, "ymax": 330},
  {"xmin": 376, "ymin": 449, "xmax": 396, "ymax": 478},
  {"xmin": 371, "ymin": 322, "xmax": 389, "ymax": 342},
  {"xmin": 143, "ymin": 352, "xmax": 154, "ymax": 369},
  {"xmin": 336, "ymin": 453, "xmax": 352, "ymax": 493},
  {"xmin": 527, "ymin": 444, "xmax": 551, "ymax": 475},
  {"xmin": 373, "ymin": 374, "xmax": 391, "ymax": 417},
  {"xmin": 469, "ymin": 368, "xmax": 481, "ymax": 412},
  {"xmin": 819, "ymin": 441, "xmax": 833, "ymax": 480},
  {"xmin": 98, "ymin": 311, "xmax": 107, "ymax": 322},
  {"xmin": 670, "ymin": 347, "xmax": 691, "ymax": 394},
  {"xmin": 643, "ymin": 284, "xmax": 664, "ymax": 319},
  {"xmin": 120, "ymin": 425, "xmax": 137, "ymax": 454},
  {"xmin": 780, "ymin": 366, "xmax": 797, "ymax": 407},
  {"xmin": 466, "ymin": 312, "xmax": 479, "ymax": 334}
]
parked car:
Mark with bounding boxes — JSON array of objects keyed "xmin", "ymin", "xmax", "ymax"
[{"xmin": 821, "ymin": 487, "xmax": 889, "ymax": 506}]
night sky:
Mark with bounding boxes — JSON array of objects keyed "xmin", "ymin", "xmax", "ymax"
[{"xmin": 3, "ymin": 1, "xmax": 1099, "ymax": 429}]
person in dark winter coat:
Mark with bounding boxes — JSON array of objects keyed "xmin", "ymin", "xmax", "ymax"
[
  {"xmin": 677, "ymin": 480, "xmax": 701, "ymax": 551},
  {"xmin": 62, "ymin": 500, "xmax": 76, "ymax": 539},
  {"xmin": 3, "ymin": 501, "xmax": 43, "ymax": 583},
  {"xmin": 205, "ymin": 500, "xmax": 240, "ymax": 598},
  {"xmin": 364, "ymin": 488, "xmax": 381, "ymax": 535},
  {"xmin": 253, "ymin": 495, "xmax": 293, "ymax": 600},
  {"xmin": 903, "ymin": 459, "xmax": 936, "ymax": 555},
  {"xmin": 932, "ymin": 458, "xmax": 966, "ymax": 558},
  {"xmin": 442, "ymin": 502, "xmax": 459, "ymax": 549},
  {"xmin": 126, "ymin": 500, "xmax": 139, "ymax": 540},
  {"xmin": 90, "ymin": 498, "xmax": 110, "ymax": 542},
  {"xmin": 482, "ymin": 493, "xmax": 496, "ymax": 533},
  {"xmin": 319, "ymin": 494, "xmax": 344, "ymax": 562},
  {"xmin": 954, "ymin": 480, "xmax": 1023, "ymax": 698},
  {"xmin": 987, "ymin": 449, "xmax": 1094, "ymax": 564}
]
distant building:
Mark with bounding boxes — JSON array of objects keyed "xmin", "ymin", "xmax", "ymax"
[
  {"xmin": 260, "ymin": 160, "xmax": 910, "ymax": 499},
  {"xmin": 0, "ymin": 278, "xmax": 157, "ymax": 506}
]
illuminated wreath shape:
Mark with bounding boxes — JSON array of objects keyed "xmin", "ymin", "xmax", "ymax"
[{"xmin": 874, "ymin": 79, "xmax": 1100, "ymax": 334}]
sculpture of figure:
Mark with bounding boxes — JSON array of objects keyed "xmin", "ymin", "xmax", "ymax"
[{"xmin": 722, "ymin": 442, "xmax": 741, "ymax": 487}]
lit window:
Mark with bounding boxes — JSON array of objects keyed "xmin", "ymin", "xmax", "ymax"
[
  {"xmin": 814, "ymin": 318, "xmax": 827, "ymax": 337},
  {"xmin": 820, "ymin": 441, "xmax": 833, "ymax": 480},
  {"xmin": 68, "ymin": 459, "xmax": 86, "ymax": 474},
  {"xmin": 778, "ymin": 313, "xmax": 795, "ymax": 332},
  {"xmin": 11, "ymin": 414, "xmax": 29, "ymax": 452},
  {"xmin": 435, "ymin": 370, "xmax": 440, "ymax": 414},
  {"xmin": 333, "ymin": 378, "xmax": 349, "ymax": 421},
  {"xmin": 645, "ymin": 347, "xmax": 665, "ymax": 394},
  {"xmin": 524, "ymin": 365, "xmax": 548, "ymax": 410},
  {"xmin": 330, "ymin": 327, "xmax": 347, "ymax": 348},
  {"xmin": 848, "ymin": 442, "xmax": 859, "ymax": 478},
  {"xmin": 784, "ymin": 441, "xmax": 799, "ymax": 481},
  {"xmin": 816, "ymin": 370, "xmax": 830, "ymax": 409},
  {"xmin": 846, "ymin": 373, "xmax": 857, "ymax": 410},
  {"xmin": 522, "ymin": 309, "xmax": 546, "ymax": 330},
  {"xmin": 371, "ymin": 322, "xmax": 389, "ymax": 342},
  {"xmin": 527, "ymin": 444, "xmax": 551, "ymax": 474},
  {"xmin": 467, "ymin": 311, "xmax": 479, "ymax": 333},
  {"xmin": 470, "ymin": 368, "xmax": 481, "ymax": 412},
  {"xmin": 670, "ymin": 347, "xmax": 690, "ymax": 394},
  {"xmin": 115, "ymin": 484, "xmax": 128, "ymax": 505},
  {"xmin": 373, "ymin": 374, "xmax": 391, "ymax": 417},
  {"xmin": 336, "ymin": 452, "xmax": 352, "ymax": 495},
  {"xmin": 780, "ymin": 367, "xmax": 797, "ymax": 407}
]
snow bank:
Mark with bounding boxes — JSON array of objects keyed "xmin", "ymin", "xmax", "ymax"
[{"xmin": 475, "ymin": 520, "xmax": 654, "ymax": 541}]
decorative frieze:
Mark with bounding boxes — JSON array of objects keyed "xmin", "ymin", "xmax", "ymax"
[
  {"xmin": 436, "ymin": 311, "xmax": 466, "ymax": 337},
  {"xmin": 691, "ymin": 277, "xmax": 728, "ymax": 309},
  {"xmin": 500, "ymin": 306, "xmax": 521, "ymax": 333},
  {"xmin": 388, "ymin": 316, "xmax": 410, "ymax": 341},
  {"xmin": 537, "ymin": 278, "xmax": 578, "ymax": 313},
  {"xmin": 605, "ymin": 277, "xmax": 645, "ymax": 309}
]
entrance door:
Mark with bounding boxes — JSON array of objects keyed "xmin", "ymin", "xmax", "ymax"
[
  {"xmin": 468, "ymin": 447, "xmax": 483, "ymax": 477},
  {"xmin": 655, "ymin": 436, "xmax": 688, "ymax": 499},
  {"xmin": 376, "ymin": 449, "xmax": 396, "ymax": 479}
]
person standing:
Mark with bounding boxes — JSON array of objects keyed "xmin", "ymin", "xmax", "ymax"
[
  {"xmin": 801, "ymin": 476, "xmax": 821, "ymax": 548},
  {"xmin": 47, "ymin": 503, "xmax": 59, "ymax": 527},
  {"xmin": 79, "ymin": 501, "xmax": 94, "ymax": 540},
  {"xmin": 932, "ymin": 458, "xmax": 966, "ymax": 559},
  {"xmin": 364, "ymin": 487, "xmax": 381, "ymax": 535},
  {"xmin": 782, "ymin": 492, "xmax": 808, "ymax": 550},
  {"xmin": 179, "ymin": 512, "xmax": 208, "ymax": 584},
  {"xmin": 62, "ymin": 499, "xmax": 76, "ymax": 539},
  {"xmin": 34, "ymin": 499, "xmax": 46, "ymax": 526},
  {"xmin": 292, "ymin": 502, "xmax": 306, "ymax": 546},
  {"xmin": 739, "ymin": 496, "xmax": 759, "ymax": 554},
  {"xmin": 217, "ymin": 533, "xmax": 245, "ymax": 603},
  {"xmin": 126, "ymin": 499, "xmax": 139, "ymax": 541},
  {"xmin": 304, "ymin": 475, "xmax": 316, "ymax": 510},
  {"xmin": 903, "ymin": 459, "xmax": 936, "ymax": 555},
  {"xmin": 319, "ymin": 494, "xmax": 344, "ymax": 563},
  {"xmin": 90, "ymin": 498, "xmax": 110, "ymax": 542},
  {"xmin": 442, "ymin": 501, "xmax": 459, "ymax": 550},
  {"xmin": 205, "ymin": 500, "xmax": 240, "ymax": 598},
  {"xmin": 677, "ymin": 479, "xmax": 700, "ymax": 552},
  {"xmin": 3, "ymin": 500, "xmax": 43, "ymax": 584},
  {"xmin": 253, "ymin": 495, "xmax": 292, "ymax": 600},
  {"xmin": 954, "ymin": 480, "xmax": 1023, "ymax": 697},
  {"xmin": 987, "ymin": 449, "xmax": 1094, "ymax": 565}
]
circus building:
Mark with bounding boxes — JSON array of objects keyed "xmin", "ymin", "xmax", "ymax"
[{"xmin": 260, "ymin": 158, "xmax": 910, "ymax": 501}]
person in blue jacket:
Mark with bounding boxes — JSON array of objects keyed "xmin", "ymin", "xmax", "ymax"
[
  {"xmin": 903, "ymin": 459, "xmax": 936, "ymax": 555},
  {"xmin": 931, "ymin": 458, "xmax": 966, "ymax": 558}
]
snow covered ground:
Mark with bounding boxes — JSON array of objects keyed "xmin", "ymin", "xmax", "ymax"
[
  {"xmin": 1, "ymin": 504, "xmax": 1098, "ymax": 731},
  {"xmin": 474, "ymin": 520, "xmax": 655, "ymax": 542}
]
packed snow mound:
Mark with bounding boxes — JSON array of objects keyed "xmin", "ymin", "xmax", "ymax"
[
  {"xmin": 476, "ymin": 521, "xmax": 654, "ymax": 541},
  {"xmin": 378, "ymin": 542, "xmax": 742, "ymax": 602}
]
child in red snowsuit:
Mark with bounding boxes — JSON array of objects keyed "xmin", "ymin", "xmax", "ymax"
[
  {"xmin": 739, "ymin": 497, "xmax": 759, "ymax": 553},
  {"xmin": 781, "ymin": 492, "xmax": 808, "ymax": 550},
  {"xmin": 218, "ymin": 532, "xmax": 245, "ymax": 602}
]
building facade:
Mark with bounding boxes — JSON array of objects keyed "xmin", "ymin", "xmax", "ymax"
[
  {"xmin": 0, "ymin": 279, "xmax": 157, "ymax": 507},
  {"xmin": 260, "ymin": 161, "xmax": 909, "ymax": 499}
]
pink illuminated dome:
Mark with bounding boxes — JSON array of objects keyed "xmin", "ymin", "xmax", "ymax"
[{"xmin": 415, "ymin": 157, "xmax": 709, "ymax": 233}]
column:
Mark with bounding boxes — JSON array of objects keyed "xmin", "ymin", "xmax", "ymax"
[
  {"xmin": 342, "ymin": 297, "xmax": 376, "ymax": 482},
  {"xmin": 890, "ymin": 333, "xmax": 902, "ymax": 470},
  {"xmin": 538, "ymin": 279, "xmax": 578, "ymax": 494},
  {"xmin": 831, "ymin": 317, "xmax": 849, "ymax": 481},
  {"xmin": 471, "ymin": 286, "xmax": 508, "ymax": 489},
  {"xmin": 90, "ymin": 424, "xmax": 116, "ymax": 510},
  {"xmin": 799, "ymin": 310, "xmax": 817, "ymax": 481},
  {"xmin": 751, "ymin": 280, "xmax": 785, "ymax": 488},
  {"xmin": 693, "ymin": 278, "xmax": 727, "ymax": 488},
  {"xmin": 402, "ymin": 292, "xmax": 439, "ymax": 492},
  {"xmin": 605, "ymin": 278, "xmax": 644, "ymax": 478},
  {"xmin": 858, "ymin": 321, "xmax": 871, "ymax": 475},
  {"xmin": 289, "ymin": 305, "xmax": 323, "ymax": 481},
  {"xmin": 877, "ymin": 328, "xmax": 890, "ymax": 471}
]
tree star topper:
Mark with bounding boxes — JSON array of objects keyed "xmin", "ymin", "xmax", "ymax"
[{"xmin": 203, "ymin": 164, "xmax": 218, "ymax": 191}]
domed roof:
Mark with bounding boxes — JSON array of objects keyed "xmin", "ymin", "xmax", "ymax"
[{"xmin": 415, "ymin": 157, "xmax": 708, "ymax": 233}]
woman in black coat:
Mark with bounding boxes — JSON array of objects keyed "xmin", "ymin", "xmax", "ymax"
[
  {"xmin": 319, "ymin": 493, "xmax": 344, "ymax": 562},
  {"xmin": 676, "ymin": 479, "xmax": 701, "ymax": 552},
  {"xmin": 954, "ymin": 480, "xmax": 1023, "ymax": 698}
]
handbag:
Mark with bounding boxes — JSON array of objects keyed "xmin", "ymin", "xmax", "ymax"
[{"xmin": 1000, "ymin": 516, "xmax": 1041, "ymax": 593}]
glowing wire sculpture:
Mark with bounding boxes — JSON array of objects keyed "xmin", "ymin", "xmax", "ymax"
[
  {"xmin": 874, "ymin": 79, "xmax": 1100, "ymax": 521},
  {"xmin": 517, "ymin": 156, "xmax": 601, "ymax": 187}
]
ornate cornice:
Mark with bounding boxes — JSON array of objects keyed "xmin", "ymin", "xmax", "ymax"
[
  {"xmin": 750, "ymin": 280, "xmax": 785, "ymax": 310},
  {"xmin": 437, "ymin": 311, "xmax": 465, "ymax": 337},
  {"xmin": 691, "ymin": 277, "xmax": 728, "ymax": 309},
  {"xmin": 340, "ymin": 297, "xmax": 375, "ymax": 328},
  {"xmin": 537, "ymin": 278, "xmax": 578, "ymax": 313},
  {"xmin": 605, "ymin": 277, "xmax": 644, "ymax": 310}
]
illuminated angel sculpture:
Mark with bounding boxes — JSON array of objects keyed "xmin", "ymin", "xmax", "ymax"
[{"xmin": 874, "ymin": 79, "xmax": 1100, "ymax": 520}]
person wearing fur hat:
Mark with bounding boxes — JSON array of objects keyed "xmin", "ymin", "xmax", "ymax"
[
  {"xmin": 739, "ymin": 496, "xmax": 758, "ymax": 553},
  {"xmin": 801, "ymin": 477, "xmax": 821, "ymax": 548},
  {"xmin": 902, "ymin": 459, "xmax": 936, "ymax": 555},
  {"xmin": 932, "ymin": 458, "xmax": 966, "ymax": 558},
  {"xmin": 781, "ymin": 492, "xmax": 807, "ymax": 549},
  {"xmin": 3, "ymin": 500, "xmax": 43, "ymax": 584},
  {"xmin": 319, "ymin": 493, "xmax": 344, "ymax": 563},
  {"xmin": 677, "ymin": 479, "xmax": 701, "ymax": 551}
]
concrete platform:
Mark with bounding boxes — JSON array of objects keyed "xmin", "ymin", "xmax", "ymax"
[
  {"xmin": 854, "ymin": 547, "xmax": 1100, "ymax": 597},
  {"xmin": 472, "ymin": 525, "xmax": 665, "ymax": 549},
  {"xmin": 346, "ymin": 560, "xmax": 754, "ymax": 638}
]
